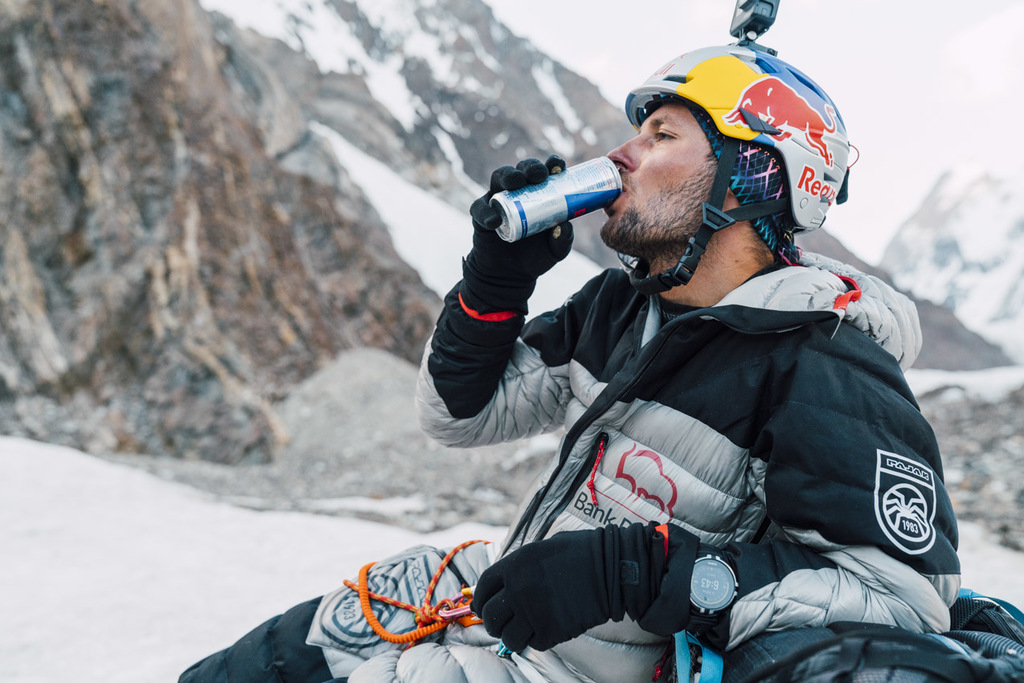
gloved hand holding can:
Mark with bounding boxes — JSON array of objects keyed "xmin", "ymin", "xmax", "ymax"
[{"xmin": 490, "ymin": 156, "xmax": 621, "ymax": 242}]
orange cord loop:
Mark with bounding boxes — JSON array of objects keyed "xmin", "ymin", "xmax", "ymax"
[{"xmin": 343, "ymin": 539, "xmax": 487, "ymax": 646}]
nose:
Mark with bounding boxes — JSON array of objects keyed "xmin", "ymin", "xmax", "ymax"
[{"xmin": 607, "ymin": 138, "xmax": 635, "ymax": 175}]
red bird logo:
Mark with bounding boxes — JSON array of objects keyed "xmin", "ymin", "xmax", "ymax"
[{"xmin": 614, "ymin": 444, "xmax": 678, "ymax": 517}]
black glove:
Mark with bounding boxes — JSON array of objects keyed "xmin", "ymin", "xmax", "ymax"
[
  {"xmin": 461, "ymin": 155, "xmax": 575, "ymax": 315},
  {"xmin": 472, "ymin": 522, "xmax": 701, "ymax": 653}
]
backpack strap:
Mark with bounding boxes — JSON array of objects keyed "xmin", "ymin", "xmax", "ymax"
[
  {"xmin": 956, "ymin": 588, "xmax": 1024, "ymax": 628},
  {"xmin": 735, "ymin": 624, "xmax": 979, "ymax": 683},
  {"xmin": 951, "ymin": 588, "xmax": 1024, "ymax": 646},
  {"xmin": 675, "ymin": 631, "xmax": 724, "ymax": 683}
]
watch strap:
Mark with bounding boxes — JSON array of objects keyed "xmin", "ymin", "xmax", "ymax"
[
  {"xmin": 687, "ymin": 610, "xmax": 722, "ymax": 635},
  {"xmin": 688, "ymin": 545, "xmax": 737, "ymax": 634}
]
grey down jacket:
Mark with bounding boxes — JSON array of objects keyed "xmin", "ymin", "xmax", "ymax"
[{"xmin": 307, "ymin": 252, "xmax": 960, "ymax": 683}]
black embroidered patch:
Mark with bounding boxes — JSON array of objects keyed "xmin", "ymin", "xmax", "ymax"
[{"xmin": 874, "ymin": 449, "xmax": 936, "ymax": 555}]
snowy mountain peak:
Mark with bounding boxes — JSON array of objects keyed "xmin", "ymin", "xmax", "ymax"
[
  {"xmin": 200, "ymin": 0, "xmax": 621, "ymax": 183},
  {"xmin": 881, "ymin": 165, "xmax": 1024, "ymax": 361},
  {"xmin": 201, "ymin": 0, "xmax": 630, "ymax": 283}
]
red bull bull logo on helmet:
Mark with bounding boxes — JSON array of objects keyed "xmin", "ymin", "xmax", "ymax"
[{"xmin": 723, "ymin": 76, "xmax": 839, "ymax": 167}]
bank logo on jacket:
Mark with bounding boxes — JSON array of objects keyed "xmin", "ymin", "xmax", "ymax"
[
  {"xmin": 874, "ymin": 450, "xmax": 937, "ymax": 555},
  {"xmin": 615, "ymin": 444, "xmax": 679, "ymax": 517},
  {"xmin": 572, "ymin": 440, "xmax": 684, "ymax": 528}
]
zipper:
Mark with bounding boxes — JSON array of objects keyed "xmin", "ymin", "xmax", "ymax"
[
  {"xmin": 750, "ymin": 512, "xmax": 772, "ymax": 544},
  {"xmin": 502, "ymin": 302, "xmax": 655, "ymax": 552},
  {"xmin": 506, "ymin": 327, "xmax": 678, "ymax": 549},
  {"xmin": 585, "ymin": 432, "xmax": 610, "ymax": 507}
]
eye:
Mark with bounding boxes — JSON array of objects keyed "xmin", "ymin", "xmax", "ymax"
[{"xmin": 654, "ymin": 131, "xmax": 674, "ymax": 141}]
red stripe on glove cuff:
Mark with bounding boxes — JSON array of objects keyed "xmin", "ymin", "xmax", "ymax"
[
  {"xmin": 458, "ymin": 291, "xmax": 519, "ymax": 322},
  {"xmin": 655, "ymin": 523, "xmax": 670, "ymax": 560}
]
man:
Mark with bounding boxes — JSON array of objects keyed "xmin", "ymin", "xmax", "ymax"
[{"xmin": 181, "ymin": 45, "xmax": 959, "ymax": 683}]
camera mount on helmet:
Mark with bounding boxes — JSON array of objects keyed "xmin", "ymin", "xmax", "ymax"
[{"xmin": 730, "ymin": 0, "xmax": 780, "ymax": 54}]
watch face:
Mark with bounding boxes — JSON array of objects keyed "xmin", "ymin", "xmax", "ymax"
[{"xmin": 691, "ymin": 557, "xmax": 736, "ymax": 611}]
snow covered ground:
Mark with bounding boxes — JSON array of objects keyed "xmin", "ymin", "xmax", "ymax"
[
  {"xmin": 906, "ymin": 364, "xmax": 1024, "ymax": 403},
  {"xmin": 2, "ymin": 436, "xmax": 1023, "ymax": 683},
  {"xmin": 1, "ymin": 437, "xmax": 503, "ymax": 682}
]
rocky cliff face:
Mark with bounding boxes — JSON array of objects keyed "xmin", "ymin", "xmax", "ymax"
[
  {"xmin": 0, "ymin": 0, "xmax": 439, "ymax": 462},
  {"xmin": 0, "ymin": 0, "xmax": 641, "ymax": 464}
]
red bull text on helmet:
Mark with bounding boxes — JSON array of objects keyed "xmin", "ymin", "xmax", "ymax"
[{"xmin": 625, "ymin": 46, "xmax": 850, "ymax": 231}]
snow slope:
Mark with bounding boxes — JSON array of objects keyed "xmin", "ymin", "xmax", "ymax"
[
  {"xmin": 906, "ymin": 365, "xmax": 1024, "ymax": 403},
  {"xmin": 1, "ymin": 438, "xmax": 503, "ymax": 682},
  {"xmin": 2, "ymin": 437, "xmax": 1022, "ymax": 682}
]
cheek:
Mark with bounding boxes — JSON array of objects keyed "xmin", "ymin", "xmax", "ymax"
[
  {"xmin": 648, "ymin": 155, "xmax": 712, "ymax": 199},
  {"xmin": 643, "ymin": 155, "xmax": 690, "ymax": 188},
  {"xmin": 635, "ymin": 169, "xmax": 674, "ymax": 204}
]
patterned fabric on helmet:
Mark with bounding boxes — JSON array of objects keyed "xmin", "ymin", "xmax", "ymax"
[{"xmin": 689, "ymin": 106, "xmax": 797, "ymax": 261}]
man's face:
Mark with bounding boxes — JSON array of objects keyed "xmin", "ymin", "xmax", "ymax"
[{"xmin": 601, "ymin": 103, "xmax": 717, "ymax": 267}]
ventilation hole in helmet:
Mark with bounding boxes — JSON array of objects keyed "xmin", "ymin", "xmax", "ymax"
[
  {"xmin": 662, "ymin": 75, "xmax": 688, "ymax": 84},
  {"xmin": 641, "ymin": 95, "xmax": 680, "ymax": 122},
  {"xmin": 754, "ymin": 54, "xmax": 828, "ymax": 101},
  {"xmin": 787, "ymin": 67, "xmax": 827, "ymax": 98},
  {"xmin": 753, "ymin": 53, "xmax": 783, "ymax": 74}
]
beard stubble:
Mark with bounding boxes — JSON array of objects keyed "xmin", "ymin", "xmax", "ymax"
[{"xmin": 600, "ymin": 160, "xmax": 717, "ymax": 269}]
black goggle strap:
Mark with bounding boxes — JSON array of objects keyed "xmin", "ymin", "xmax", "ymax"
[{"xmin": 655, "ymin": 137, "xmax": 741, "ymax": 290}]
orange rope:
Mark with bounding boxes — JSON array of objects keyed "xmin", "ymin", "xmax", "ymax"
[{"xmin": 343, "ymin": 539, "xmax": 486, "ymax": 645}]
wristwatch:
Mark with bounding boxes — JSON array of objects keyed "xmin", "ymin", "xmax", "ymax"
[{"xmin": 688, "ymin": 545, "xmax": 737, "ymax": 634}]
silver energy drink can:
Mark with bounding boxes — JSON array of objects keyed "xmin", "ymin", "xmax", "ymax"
[{"xmin": 490, "ymin": 156, "xmax": 622, "ymax": 242}]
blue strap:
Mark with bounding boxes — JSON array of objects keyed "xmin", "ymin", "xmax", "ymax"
[
  {"xmin": 675, "ymin": 631, "xmax": 693, "ymax": 681},
  {"xmin": 701, "ymin": 639, "xmax": 724, "ymax": 682},
  {"xmin": 959, "ymin": 587, "xmax": 1024, "ymax": 624},
  {"xmin": 674, "ymin": 631, "xmax": 724, "ymax": 683}
]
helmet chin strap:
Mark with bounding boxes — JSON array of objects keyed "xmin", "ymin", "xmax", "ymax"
[{"xmin": 628, "ymin": 136, "xmax": 787, "ymax": 296}]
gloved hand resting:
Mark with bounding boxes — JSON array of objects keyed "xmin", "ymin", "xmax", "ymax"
[
  {"xmin": 471, "ymin": 522, "xmax": 702, "ymax": 653},
  {"xmin": 461, "ymin": 155, "xmax": 575, "ymax": 315}
]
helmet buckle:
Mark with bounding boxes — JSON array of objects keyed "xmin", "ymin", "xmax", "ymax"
[{"xmin": 701, "ymin": 203, "xmax": 737, "ymax": 231}]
